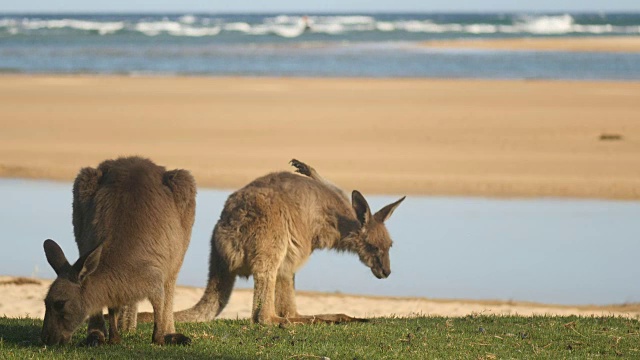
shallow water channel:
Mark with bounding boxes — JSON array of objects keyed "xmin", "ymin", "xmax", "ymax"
[{"xmin": 1, "ymin": 179, "xmax": 638, "ymax": 305}]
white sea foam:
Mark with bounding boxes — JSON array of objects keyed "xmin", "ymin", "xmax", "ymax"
[
  {"xmin": 169, "ymin": 26, "xmax": 221, "ymax": 37},
  {"xmin": 376, "ymin": 22, "xmax": 395, "ymax": 32},
  {"xmin": 178, "ymin": 15, "xmax": 197, "ymax": 25},
  {"xmin": 0, "ymin": 18, "xmax": 18, "ymax": 28},
  {"xmin": 223, "ymin": 22, "xmax": 252, "ymax": 32},
  {"xmin": 1, "ymin": 14, "xmax": 639, "ymax": 38},
  {"xmin": 135, "ymin": 20, "xmax": 220, "ymax": 37},
  {"xmin": 464, "ymin": 24, "xmax": 498, "ymax": 34},
  {"xmin": 271, "ymin": 24, "xmax": 306, "ymax": 38},
  {"xmin": 249, "ymin": 16, "xmax": 308, "ymax": 38},
  {"xmin": 135, "ymin": 20, "xmax": 182, "ymax": 36},
  {"xmin": 310, "ymin": 23, "xmax": 345, "ymax": 35},
  {"xmin": 19, "ymin": 18, "xmax": 124, "ymax": 35},
  {"xmin": 515, "ymin": 14, "xmax": 575, "ymax": 34}
]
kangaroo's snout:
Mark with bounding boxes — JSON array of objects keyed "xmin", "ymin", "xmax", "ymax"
[{"xmin": 371, "ymin": 266, "xmax": 390, "ymax": 279}]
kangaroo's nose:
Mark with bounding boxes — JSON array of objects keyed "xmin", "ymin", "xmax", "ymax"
[{"xmin": 383, "ymin": 269, "xmax": 391, "ymax": 277}]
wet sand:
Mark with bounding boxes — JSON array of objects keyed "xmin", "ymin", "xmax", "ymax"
[
  {"xmin": 1, "ymin": 75, "xmax": 639, "ymax": 199},
  {"xmin": 424, "ymin": 36, "xmax": 640, "ymax": 52}
]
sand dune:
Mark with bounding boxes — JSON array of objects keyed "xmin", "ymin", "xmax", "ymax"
[
  {"xmin": 1, "ymin": 75, "xmax": 639, "ymax": 199},
  {"xmin": 424, "ymin": 36, "xmax": 640, "ymax": 52},
  {"xmin": 2, "ymin": 277, "xmax": 638, "ymax": 320}
]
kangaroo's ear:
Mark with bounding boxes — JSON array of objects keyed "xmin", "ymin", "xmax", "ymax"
[
  {"xmin": 352, "ymin": 190, "xmax": 372, "ymax": 227},
  {"xmin": 74, "ymin": 244, "xmax": 103, "ymax": 283},
  {"xmin": 44, "ymin": 239, "xmax": 71, "ymax": 275},
  {"xmin": 73, "ymin": 167, "xmax": 102, "ymax": 204},
  {"xmin": 374, "ymin": 196, "xmax": 406, "ymax": 223}
]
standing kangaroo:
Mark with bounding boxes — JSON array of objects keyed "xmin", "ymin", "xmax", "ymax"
[
  {"xmin": 172, "ymin": 159, "xmax": 405, "ymax": 324},
  {"xmin": 41, "ymin": 156, "xmax": 196, "ymax": 345}
]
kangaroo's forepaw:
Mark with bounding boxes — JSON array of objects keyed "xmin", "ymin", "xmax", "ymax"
[
  {"xmin": 164, "ymin": 333, "xmax": 192, "ymax": 346},
  {"xmin": 290, "ymin": 159, "xmax": 311, "ymax": 176},
  {"xmin": 82, "ymin": 330, "xmax": 106, "ymax": 347}
]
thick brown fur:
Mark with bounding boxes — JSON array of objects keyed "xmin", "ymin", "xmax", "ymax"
[
  {"xmin": 42, "ymin": 156, "xmax": 196, "ymax": 346},
  {"xmin": 169, "ymin": 159, "xmax": 405, "ymax": 325}
]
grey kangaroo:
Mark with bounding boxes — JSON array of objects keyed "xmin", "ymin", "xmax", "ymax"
[
  {"xmin": 41, "ymin": 156, "xmax": 196, "ymax": 345},
  {"xmin": 171, "ymin": 159, "xmax": 405, "ymax": 325}
]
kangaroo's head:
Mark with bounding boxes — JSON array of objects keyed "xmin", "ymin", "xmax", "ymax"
[
  {"xmin": 41, "ymin": 239, "xmax": 103, "ymax": 345},
  {"xmin": 351, "ymin": 191, "xmax": 405, "ymax": 279}
]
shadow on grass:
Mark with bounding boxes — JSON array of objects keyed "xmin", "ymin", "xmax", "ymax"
[
  {"xmin": 0, "ymin": 318, "xmax": 42, "ymax": 347},
  {"xmin": 0, "ymin": 318, "xmax": 246, "ymax": 359}
]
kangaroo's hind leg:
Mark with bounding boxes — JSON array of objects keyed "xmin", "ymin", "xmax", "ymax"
[
  {"xmin": 250, "ymin": 224, "xmax": 289, "ymax": 325},
  {"xmin": 118, "ymin": 303, "xmax": 138, "ymax": 332},
  {"xmin": 159, "ymin": 275, "xmax": 191, "ymax": 345},
  {"xmin": 275, "ymin": 274, "xmax": 298, "ymax": 318}
]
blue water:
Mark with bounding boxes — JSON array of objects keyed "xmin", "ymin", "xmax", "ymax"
[
  {"xmin": 1, "ymin": 178, "xmax": 639, "ymax": 306},
  {"xmin": 1, "ymin": 13, "xmax": 640, "ymax": 79}
]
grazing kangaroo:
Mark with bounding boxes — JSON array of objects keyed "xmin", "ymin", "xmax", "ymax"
[
  {"xmin": 171, "ymin": 159, "xmax": 405, "ymax": 325},
  {"xmin": 41, "ymin": 156, "xmax": 196, "ymax": 346}
]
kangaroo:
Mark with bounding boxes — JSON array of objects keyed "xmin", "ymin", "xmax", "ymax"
[
  {"xmin": 170, "ymin": 159, "xmax": 405, "ymax": 325},
  {"xmin": 41, "ymin": 156, "xmax": 196, "ymax": 346}
]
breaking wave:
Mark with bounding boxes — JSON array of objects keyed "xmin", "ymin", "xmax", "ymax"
[{"xmin": 0, "ymin": 14, "xmax": 638, "ymax": 38}]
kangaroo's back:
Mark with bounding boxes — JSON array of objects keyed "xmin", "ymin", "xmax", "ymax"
[
  {"xmin": 73, "ymin": 157, "xmax": 195, "ymax": 259},
  {"xmin": 217, "ymin": 171, "xmax": 354, "ymax": 252},
  {"xmin": 224, "ymin": 171, "xmax": 352, "ymax": 222}
]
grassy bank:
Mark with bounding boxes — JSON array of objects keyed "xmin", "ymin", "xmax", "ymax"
[{"xmin": 1, "ymin": 315, "xmax": 638, "ymax": 359}]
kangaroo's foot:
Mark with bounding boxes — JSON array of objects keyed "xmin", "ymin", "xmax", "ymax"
[
  {"xmin": 313, "ymin": 313, "xmax": 369, "ymax": 323},
  {"xmin": 163, "ymin": 333, "xmax": 192, "ymax": 346},
  {"xmin": 82, "ymin": 330, "xmax": 106, "ymax": 347},
  {"xmin": 290, "ymin": 159, "xmax": 312, "ymax": 177}
]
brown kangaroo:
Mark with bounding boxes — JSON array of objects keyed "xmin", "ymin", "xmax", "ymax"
[
  {"xmin": 41, "ymin": 156, "xmax": 196, "ymax": 346},
  {"xmin": 170, "ymin": 159, "xmax": 405, "ymax": 325}
]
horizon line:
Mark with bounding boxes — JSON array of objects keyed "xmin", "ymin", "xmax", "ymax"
[{"xmin": 1, "ymin": 10, "xmax": 640, "ymax": 15}]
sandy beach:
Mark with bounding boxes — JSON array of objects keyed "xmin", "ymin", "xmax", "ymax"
[
  {"xmin": 1, "ymin": 74, "xmax": 639, "ymax": 318},
  {"xmin": 1, "ymin": 75, "xmax": 639, "ymax": 200},
  {"xmin": 2, "ymin": 276, "xmax": 638, "ymax": 320},
  {"xmin": 424, "ymin": 36, "xmax": 640, "ymax": 52}
]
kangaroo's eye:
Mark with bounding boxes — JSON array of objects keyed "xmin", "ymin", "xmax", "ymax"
[{"xmin": 53, "ymin": 300, "xmax": 66, "ymax": 312}]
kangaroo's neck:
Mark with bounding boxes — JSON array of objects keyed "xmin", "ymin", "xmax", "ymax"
[{"xmin": 314, "ymin": 204, "xmax": 362, "ymax": 253}]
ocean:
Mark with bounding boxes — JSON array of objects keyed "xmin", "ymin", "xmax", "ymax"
[{"xmin": 1, "ymin": 12, "xmax": 640, "ymax": 79}]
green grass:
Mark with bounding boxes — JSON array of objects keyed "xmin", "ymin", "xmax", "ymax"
[{"xmin": 1, "ymin": 315, "xmax": 638, "ymax": 359}]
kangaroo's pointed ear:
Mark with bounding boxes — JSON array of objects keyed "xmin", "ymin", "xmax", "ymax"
[
  {"xmin": 352, "ymin": 190, "xmax": 372, "ymax": 227},
  {"xmin": 44, "ymin": 239, "xmax": 71, "ymax": 275},
  {"xmin": 374, "ymin": 196, "xmax": 406, "ymax": 223},
  {"xmin": 74, "ymin": 244, "xmax": 103, "ymax": 283}
]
